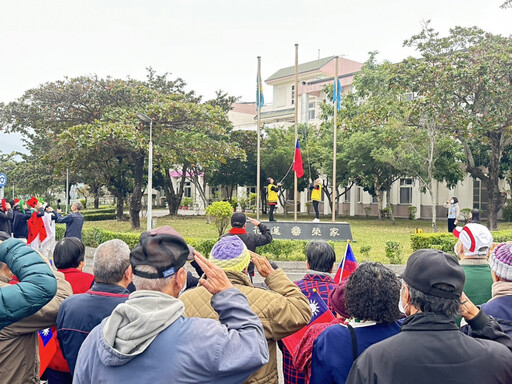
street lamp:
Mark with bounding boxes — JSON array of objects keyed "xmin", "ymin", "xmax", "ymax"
[{"xmin": 136, "ymin": 112, "xmax": 153, "ymax": 231}]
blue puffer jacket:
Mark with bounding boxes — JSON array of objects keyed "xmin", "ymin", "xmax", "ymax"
[{"xmin": 0, "ymin": 238, "xmax": 57, "ymax": 329}]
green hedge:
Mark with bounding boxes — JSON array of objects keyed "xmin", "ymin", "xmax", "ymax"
[
  {"xmin": 82, "ymin": 213, "xmax": 118, "ymax": 221},
  {"xmin": 83, "ymin": 207, "xmax": 116, "ymax": 215},
  {"xmin": 55, "ymin": 225, "xmax": 313, "ymax": 261},
  {"xmin": 411, "ymin": 228, "xmax": 512, "ymax": 253}
]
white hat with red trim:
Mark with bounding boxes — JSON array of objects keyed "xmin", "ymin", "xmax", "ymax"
[{"xmin": 453, "ymin": 223, "xmax": 493, "ymax": 257}]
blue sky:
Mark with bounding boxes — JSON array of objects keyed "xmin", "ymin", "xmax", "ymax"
[{"xmin": 0, "ymin": 0, "xmax": 510, "ymax": 154}]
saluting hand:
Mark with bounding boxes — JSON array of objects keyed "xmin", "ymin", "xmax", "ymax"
[{"xmin": 250, "ymin": 251, "xmax": 274, "ymax": 278}]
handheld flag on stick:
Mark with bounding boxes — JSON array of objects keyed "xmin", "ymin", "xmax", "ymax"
[
  {"xmin": 282, "ymin": 289, "xmax": 334, "ymax": 353},
  {"xmin": 292, "ymin": 139, "xmax": 304, "ymax": 178},
  {"xmin": 332, "ymin": 76, "xmax": 342, "ymax": 111},
  {"xmin": 334, "ymin": 242, "xmax": 357, "ymax": 284},
  {"xmin": 38, "ymin": 327, "xmax": 57, "ymax": 376}
]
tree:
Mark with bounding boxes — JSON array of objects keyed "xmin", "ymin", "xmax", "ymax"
[{"xmin": 402, "ymin": 23, "xmax": 512, "ymax": 229}]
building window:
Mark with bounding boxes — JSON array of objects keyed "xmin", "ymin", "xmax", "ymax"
[
  {"xmin": 184, "ymin": 182, "xmax": 192, "ymax": 198},
  {"xmin": 357, "ymin": 187, "xmax": 362, "ymax": 203},
  {"xmin": 344, "ymin": 188, "xmax": 351, "ymax": 203},
  {"xmin": 372, "ymin": 195, "xmax": 378, "ymax": 204},
  {"xmin": 291, "ymin": 85, "xmax": 295, "ymax": 105},
  {"xmin": 473, "ymin": 179, "xmax": 488, "ymax": 212},
  {"xmin": 308, "ymin": 102, "xmax": 316, "ymax": 120},
  {"xmin": 399, "ymin": 178, "xmax": 413, "ymax": 204}
]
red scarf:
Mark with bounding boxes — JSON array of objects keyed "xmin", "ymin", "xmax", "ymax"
[{"xmin": 229, "ymin": 228, "xmax": 247, "ymax": 235}]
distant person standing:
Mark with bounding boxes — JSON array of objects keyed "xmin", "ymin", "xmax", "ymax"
[
  {"xmin": 444, "ymin": 196, "xmax": 460, "ymax": 233},
  {"xmin": 267, "ymin": 178, "xmax": 282, "ymax": 222},
  {"xmin": 56, "ymin": 201, "xmax": 84, "ymax": 240},
  {"xmin": 468, "ymin": 209, "xmax": 481, "ymax": 224},
  {"xmin": 0, "ymin": 199, "xmax": 13, "ymax": 235},
  {"xmin": 309, "ymin": 178, "xmax": 322, "ymax": 223}
]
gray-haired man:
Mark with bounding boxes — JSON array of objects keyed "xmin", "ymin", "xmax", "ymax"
[{"xmin": 56, "ymin": 239, "xmax": 133, "ymax": 374}]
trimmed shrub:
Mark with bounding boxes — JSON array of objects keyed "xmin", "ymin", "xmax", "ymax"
[
  {"xmin": 82, "ymin": 212, "xmax": 117, "ymax": 221},
  {"xmin": 205, "ymin": 201, "xmax": 233, "ymax": 237},
  {"xmin": 83, "ymin": 208, "xmax": 116, "ymax": 215},
  {"xmin": 385, "ymin": 241, "xmax": 403, "ymax": 264}
]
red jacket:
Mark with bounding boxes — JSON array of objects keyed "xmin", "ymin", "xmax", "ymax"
[{"xmin": 47, "ymin": 268, "xmax": 94, "ymax": 372}]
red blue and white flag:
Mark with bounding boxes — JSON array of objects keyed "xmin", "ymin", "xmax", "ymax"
[
  {"xmin": 292, "ymin": 139, "xmax": 304, "ymax": 179},
  {"xmin": 38, "ymin": 327, "xmax": 57, "ymax": 376},
  {"xmin": 281, "ymin": 289, "xmax": 334, "ymax": 353},
  {"xmin": 334, "ymin": 242, "xmax": 357, "ymax": 284}
]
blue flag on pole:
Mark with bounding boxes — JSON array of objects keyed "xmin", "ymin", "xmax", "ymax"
[
  {"xmin": 256, "ymin": 74, "xmax": 264, "ymax": 111},
  {"xmin": 332, "ymin": 77, "xmax": 342, "ymax": 111}
]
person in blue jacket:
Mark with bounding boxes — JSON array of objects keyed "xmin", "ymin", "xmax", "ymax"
[
  {"xmin": 56, "ymin": 201, "xmax": 84, "ymax": 240},
  {"xmin": 0, "ymin": 232, "xmax": 57, "ymax": 330}
]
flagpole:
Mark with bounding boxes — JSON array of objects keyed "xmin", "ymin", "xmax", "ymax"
[
  {"xmin": 294, "ymin": 43, "xmax": 299, "ymax": 223},
  {"xmin": 332, "ymin": 56, "xmax": 339, "ymax": 223},
  {"xmin": 256, "ymin": 56, "xmax": 262, "ymax": 221},
  {"xmin": 339, "ymin": 240, "xmax": 349, "ymax": 281}
]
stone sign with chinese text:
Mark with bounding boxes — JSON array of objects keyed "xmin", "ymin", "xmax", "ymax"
[{"xmin": 246, "ymin": 221, "xmax": 353, "ymax": 242}]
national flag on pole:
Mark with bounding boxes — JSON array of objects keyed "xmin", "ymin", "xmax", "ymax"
[
  {"xmin": 256, "ymin": 74, "xmax": 264, "ymax": 110},
  {"xmin": 292, "ymin": 139, "xmax": 304, "ymax": 178},
  {"xmin": 332, "ymin": 76, "xmax": 342, "ymax": 111},
  {"xmin": 38, "ymin": 327, "xmax": 57, "ymax": 376},
  {"xmin": 281, "ymin": 289, "xmax": 335, "ymax": 353},
  {"xmin": 334, "ymin": 242, "xmax": 357, "ymax": 284}
]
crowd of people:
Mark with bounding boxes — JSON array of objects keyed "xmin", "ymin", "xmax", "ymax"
[{"xmin": 0, "ymin": 207, "xmax": 512, "ymax": 383}]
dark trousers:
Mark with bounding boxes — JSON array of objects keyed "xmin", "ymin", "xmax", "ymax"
[
  {"xmin": 448, "ymin": 218, "xmax": 457, "ymax": 233},
  {"xmin": 269, "ymin": 204, "xmax": 276, "ymax": 221},
  {"xmin": 46, "ymin": 368, "xmax": 72, "ymax": 384},
  {"xmin": 313, "ymin": 200, "xmax": 320, "ymax": 219}
]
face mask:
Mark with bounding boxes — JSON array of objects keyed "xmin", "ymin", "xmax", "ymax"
[
  {"xmin": 178, "ymin": 282, "xmax": 187, "ymax": 297},
  {"xmin": 454, "ymin": 243, "xmax": 459, "ymax": 256},
  {"xmin": 398, "ymin": 285, "xmax": 409, "ymax": 315},
  {"xmin": 450, "ymin": 200, "xmax": 454, "ymax": 204}
]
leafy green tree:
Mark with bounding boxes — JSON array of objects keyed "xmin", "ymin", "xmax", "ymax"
[{"xmin": 401, "ymin": 23, "xmax": 512, "ymax": 229}]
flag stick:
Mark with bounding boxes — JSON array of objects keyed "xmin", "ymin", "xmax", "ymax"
[
  {"xmin": 339, "ymin": 240, "xmax": 349, "ymax": 281},
  {"xmin": 294, "ymin": 43, "xmax": 299, "ymax": 222},
  {"xmin": 332, "ymin": 56, "xmax": 339, "ymax": 223},
  {"xmin": 256, "ymin": 56, "xmax": 262, "ymax": 221}
]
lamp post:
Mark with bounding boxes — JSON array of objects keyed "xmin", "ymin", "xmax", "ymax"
[{"xmin": 136, "ymin": 112, "xmax": 153, "ymax": 231}]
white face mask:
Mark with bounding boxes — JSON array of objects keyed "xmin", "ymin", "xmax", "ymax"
[
  {"xmin": 454, "ymin": 243, "xmax": 459, "ymax": 257},
  {"xmin": 178, "ymin": 281, "xmax": 187, "ymax": 297},
  {"xmin": 450, "ymin": 200, "xmax": 454, "ymax": 204},
  {"xmin": 398, "ymin": 285, "xmax": 409, "ymax": 315}
]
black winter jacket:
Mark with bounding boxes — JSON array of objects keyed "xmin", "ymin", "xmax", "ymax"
[{"xmin": 347, "ymin": 311, "xmax": 512, "ymax": 384}]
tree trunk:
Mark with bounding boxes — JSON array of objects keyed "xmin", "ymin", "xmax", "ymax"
[
  {"xmin": 386, "ymin": 187, "xmax": 396, "ymax": 225},
  {"xmin": 484, "ymin": 178, "xmax": 506, "ymax": 231},
  {"xmin": 375, "ymin": 183, "xmax": 383, "ymax": 220},
  {"xmin": 94, "ymin": 195, "xmax": 100, "ymax": 209},
  {"xmin": 129, "ymin": 153, "xmax": 144, "ymax": 229}
]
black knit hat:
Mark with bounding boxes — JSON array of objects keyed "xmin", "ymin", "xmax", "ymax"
[
  {"xmin": 401, "ymin": 249, "xmax": 465, "ymax": 299},
  {"xmin": 130, "ymin": 226, "xmax": 192, "ymax": 279},
  {"xmin": 231, "ymin": 212, "xmax": 247, "ymax": 228}
]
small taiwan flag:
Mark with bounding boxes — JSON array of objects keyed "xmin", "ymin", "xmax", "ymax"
[
  {"xmin": 38, "ymin": 327, "xmax": 57, "ymax": 376},
  {"xmin": 281, "ymin": 289, "xmax": 334, "ymax": 353},
  {"xmin": 334, "ymin": 242, "xmax": 357, "ymax": 284}
]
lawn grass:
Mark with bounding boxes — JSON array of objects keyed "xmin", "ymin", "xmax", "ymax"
[{"xmin": 83, "ymin": 212, "xmax": 512, "ymax": 264}]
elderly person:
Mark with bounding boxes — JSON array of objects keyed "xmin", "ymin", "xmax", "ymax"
[
  {"xmin": 453, "ymin": 223, "xmax": 494, "ymax": 305},
  {"xmin": 74, "ymin": 226, "xmax": 269, "ymax": 384},
  {"xmin": 282, "ymin": 241, "xmax": 337, "ymax": 384},
  {"xmin": 347, "ymin": 249, "xmax": 512, "ymax": 384},
  {"xmin": 309, "ymin": 263, "xmax": 401, "ymax": 384},
  {"xmin": 57, "ymin": 239, "xmax": 133, "ymax": 375},
  {"xmin": 181, "ymin": 235, "xmax": 311, "ymax": 384},
  {"xmin": 56, "ymin": 201, "xmax": 84, "ymax": 240}
]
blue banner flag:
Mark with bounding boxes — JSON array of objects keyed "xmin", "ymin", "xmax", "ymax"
[
  {"xmin": 256, "ymin": 74, "xmax": 264, "ymax": 111},
  {"xmin": 332, "ymin": 77, "xmax": 342, "ymax": 111}
]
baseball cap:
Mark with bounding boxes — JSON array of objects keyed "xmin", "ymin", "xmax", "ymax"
[
  {"xmin": 401, "ymin": 249, "xmax": 465, "ymax": 299},
  {"xmin": 231, "ymin": 212, "xmax": 247, "ymax": 228},
  {"xmin": 453, "ymin": 223, "xmax": 493, "ymax": 256},
  {"xmin": 130, "ymin": 226, "xmax": 194, "ymax": 279}
]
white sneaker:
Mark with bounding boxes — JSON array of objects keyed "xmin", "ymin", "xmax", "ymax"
[{"xmin": 313, "ymin": 218, "xmax": 320, "ymax": 223}]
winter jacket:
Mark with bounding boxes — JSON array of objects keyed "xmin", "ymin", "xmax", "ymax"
[
  {"xmin": 464, "ymin": 280, "xmax": 512, "ymax": 338},
  {"xmin": 0, "ymin": 269, "xmax": 72, "ymax": 384},
  {"xmin": 181, "ymin": 269, "xmax": 312, "ymax": 384},
  {"xmin": 56, "ymin": 282, "xmax": 130, "ymax": 374},
  {"xmin": 0, "ymin": 208, "xmax": 13, "ymax": 234},
  {"xmin": 56, "ymin": 211, "xmax": 84, "ymax": 239},
  {"xmin": 346, "ymin": 311, "xmax": 512, "ymax": 384},
  {"xmin": 460, "ymin": 259, "xmax": 493, "ymax": 305},
  {"xmin": 282, "ymin": 273, "xmax": 336, "ymax": 384},
  {"xmin": 0, "ymin": 238, "xmax": 57, "ymax": 330},
  {"xmin": 309, "ymin": 183, "xmax": 322, "ymax": 202},
  {"xmin": 310, "ymin": 321, "xmax": 401, "ymax": 384},
  {"xmin": 12, "ymin": 209, "xmax": 31, "ymax": 239},
  {"xmin": 47, "ymin": 268, "xmax": 96, "ymax": 373},
  {"xmin": 73, "ymin": 288, "xmax": 269, "ymax": 384}
]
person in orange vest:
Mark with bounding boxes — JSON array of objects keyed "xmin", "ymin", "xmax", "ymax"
[
  {"xmin": 267, "ymin": 178, "xmax": 282, "ymax": 222},
  {"xmin": 309, "ymin": 178, "xmax": 322, "ymax": 223}
]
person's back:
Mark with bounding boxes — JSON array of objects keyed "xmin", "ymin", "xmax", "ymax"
[
  {"xmin": 56, "ymin": 201, "xmax": 84, "ymax": 240},
  {"xmin": 348, "ymin": 312, "xmax": 512, "ymax": 384}
]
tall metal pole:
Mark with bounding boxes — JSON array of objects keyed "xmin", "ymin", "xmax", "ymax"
[
  {"xmin": 66, "ymin": 168, "xmax": 69, "ymax": 213},
  {"xmin": 294, "ymin": 43, "xmax": 299, "ymax": 222},
  {"xmin": 256, "ymin": 56, "xmax": 262, "ymax": 221},
  {"xmin": 147, "ymin": 119, "xmax": 153, "ymax": 231},
  {"xmin": 332, "ymin": 56, "xmax": 339, "ymax": 223}
]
